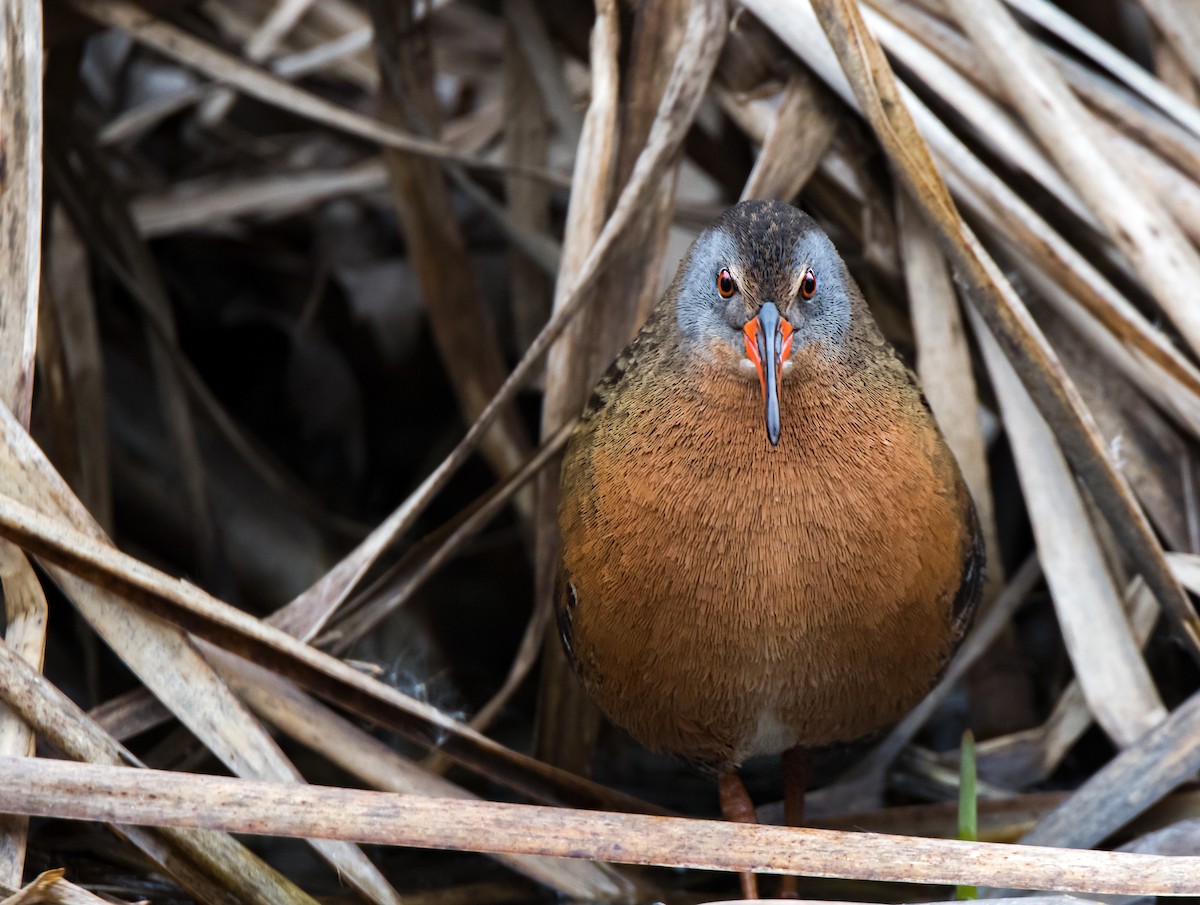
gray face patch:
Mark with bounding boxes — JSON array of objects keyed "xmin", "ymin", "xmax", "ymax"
[
  {"xmin": 671, "ymin": 206, "xmax": 852, "ymax": 367},
  {"xmin": 788, "ymin": 230, "xmax": 851, "ymax": 352},
  {"xmin": 675, "ymin": 228, "xmax": 742, "ymax": 355}
]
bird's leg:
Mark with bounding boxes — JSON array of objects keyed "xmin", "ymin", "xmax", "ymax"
[
  {"xmin": 777, "ymin": 745, "xmax": 811, "ymax": 899},
  {"xmin": 717, "ymin": 769, "xmax": 760, "ymax": 900}
]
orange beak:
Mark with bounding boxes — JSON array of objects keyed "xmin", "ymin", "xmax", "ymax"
[{"xmin": 742, "ymin": 302, "xmax": 794, "ymax": 446}]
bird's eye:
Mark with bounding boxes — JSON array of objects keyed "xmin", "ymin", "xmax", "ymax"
[
  {"xmin": 716, "ymin": 269, "xmax": 737, "ymax": 299},
  {"xmin": 800, "ymin": 268, "xmax": 817, "ymax": 300}
]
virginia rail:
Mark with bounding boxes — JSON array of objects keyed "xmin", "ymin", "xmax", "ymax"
[{"xmin": 556, "ymin": 200, "xmax": 982, "ymax": 898}]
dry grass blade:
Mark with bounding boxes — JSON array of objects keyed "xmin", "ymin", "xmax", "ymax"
[
  {"xmin": 896, "ymin": 193, "xmax": 1000, "ymax": 589},
  {"xmin": 271, "ymin": 24, "xmax": 372, "ymax": 81},
  {"xmin": 922, "ymin": 114, "xmax": 1200, "ymax": 440},
  {"xmin": 975, "ymin": 683, "xmax": 1091, "ymax": 791},
  {"xmin": 2, "ymin": 757, "xmax": 1200, "ymax": 895},
  {"xmin": 66, "ymin": 0, "xmax": 554, "ymax": 181},
  {"xmin": 972, "ymin": 579, "xmax": 1160, "ymax": 789},
  {"xmin": 1022, "ymin": 685, "xmax": 1200, "ymax": 850},
  {"xmin": 503, "ymin": 3, "xmax": 555, "ymax": 353},
  {"xmin": 971, "ymin": 309, "xmax": 1165, "ymax": 747},
  {"xmin": 0, "ymin": 639, "xmax": 314, "ymax": 905},
  {"xmin": 945, "ymin": 0, "xmax": 1200, "ymax": 362},
  {"xmin": 864, "ymin": 6, "xmax": 1094, "ymax": 230},
  {"xmin": 0, "ymin": 423, "xmax": 661, "ymax": 814},
  {"xmin": 41, "ymin": 209, "xmax": 111, "ymax": 529},
  {"xmin": 1167, "ymin": 552, "xmax": 1200, "ymax": 594},
  {"xmin": 0, "ymin": 0, "xmax": 42, "ymax": 428},
  {"xmin": 504, "ymin": 0, "xmax": 582, "ymax": 147},
  {"xmin": 740, "ymin": 72, "xmax": 840, "ymax": 202},
  {"xmin": 796, "ymin": 0, "xmax": 1200, "ymax": 658},
  {"xmin": 1061, "ymin": 53, "xmax": 1200, "ymax": 179},
  {"xmin": 270, "ymin": 0, "xmax": 729, "ymax": 647},
  {"xmin": 0, "ymin": 543, "xmax": 46, "ymax": 888},
  {"xmin": 198, "ymin": 0, "xmax": 317, "ymax": 125},
  {"xmin": 1109, "ymin": 129, "xmax": 1200, "ymax": 245},
  {"xmin": 1004, "ymin": 0, "xmax": 1200, "ymax": 139},
  {"xmin": 1148, "ymin": 27, "xmax": 1199, "ymax": 104},
  {"xmin": 0, "ymin": 408, "xmax": 404, "ymax": 905},
  {"xmin": 215, "ymin": 653, "xmax": 633, "ymax": 901},
  {"xmin": 132, "ymin": 160, "xmax": 388, "ymax": 238}
]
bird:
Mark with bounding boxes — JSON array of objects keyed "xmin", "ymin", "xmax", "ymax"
[{"xmin": 555, "ymin": 200, "xmax": 982, "ymax": 899}]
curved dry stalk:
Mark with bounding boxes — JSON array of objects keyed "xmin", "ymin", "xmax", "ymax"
[{"xmin": 2, "ymin": 757, "xmax": 1200, "ymax": 895}]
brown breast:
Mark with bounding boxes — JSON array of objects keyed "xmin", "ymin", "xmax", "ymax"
[{"xmin": 557, "ymin": 339, "xmax": 978, "ymax": 771}]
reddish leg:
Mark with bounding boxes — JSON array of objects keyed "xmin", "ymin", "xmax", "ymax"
[
  {"xmin": 717, "ymin": 769, "xmax": 760, "ymax": 899},
  {"xmin": 777, "ymin": 745, "xmax": 811, "ymax": 899}
]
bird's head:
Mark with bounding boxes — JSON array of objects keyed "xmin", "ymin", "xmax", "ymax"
[{"xmin": 673, "ymin": 200, "xmax": 853, "ymax": 446}]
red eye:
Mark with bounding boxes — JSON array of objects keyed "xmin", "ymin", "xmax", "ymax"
[
  {"xmin": 800, "ymin": 268, "xmax": 817, "ymax": 300},
  {"xmin": 716, "ymin": 269, "xmax": 737, "ymax": 298}
]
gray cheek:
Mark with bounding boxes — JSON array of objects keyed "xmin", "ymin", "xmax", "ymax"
[
  {"xmin": 678, "ymin": 302, "xmax": 743, "ymax": 364},
  {"xmin": 675, "ymin": 231, "xmax": 739, "ymax": 344},
  {"xmin": 795, "ymin": 280, "xmax": 851, "ymax": 351}
]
